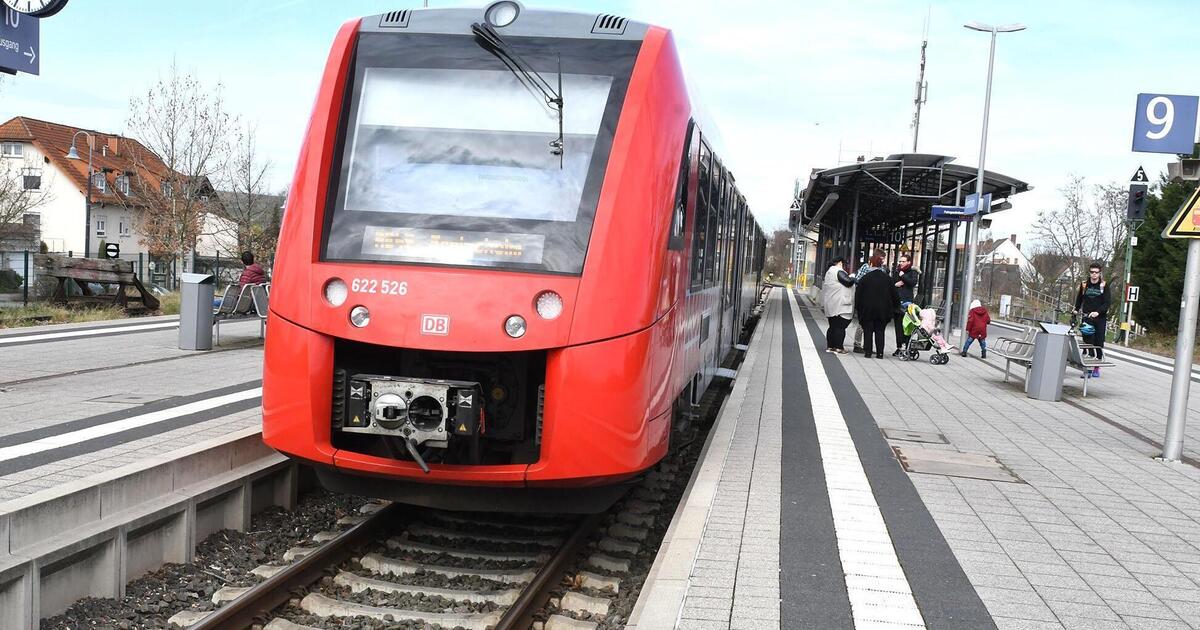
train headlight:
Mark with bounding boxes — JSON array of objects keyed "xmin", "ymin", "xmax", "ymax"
[
  {"xmin": 504, "ymin": 314, "xmax": 526, "ymax": 338},
  {"xmin": 350, "ymin": 305, "xmax": 371, "ymax": 328},
  {"xmin": 323, "ymin": 278, "xmax": 348, "ymax": 307},
  {"xmin": 485, "ymin": 1, "xmax": 520, "ymax": 27},
  {"xmin": 535, "ymin": 291, "xmax": 563, "ymax": 320}
]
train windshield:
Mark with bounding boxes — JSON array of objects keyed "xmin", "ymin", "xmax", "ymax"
[{"xmin": 322, "ymin": 33, "xmax": 641, "ymax": 274}]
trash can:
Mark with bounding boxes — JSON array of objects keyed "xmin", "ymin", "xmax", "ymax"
[
  {"xmin": 179, "ymin": 273, "xmax": 215, "ymax": 351},
  {"xmin": 1026, "ymin": 322, "xmax": 1071, "ymax": 401}
]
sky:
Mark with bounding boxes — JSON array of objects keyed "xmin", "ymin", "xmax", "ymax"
[{"xmin": 3, "ymin": 0, "xmax": 1198, "ymax": 243}]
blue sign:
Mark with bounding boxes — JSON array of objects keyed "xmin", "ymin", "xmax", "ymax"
[
  {"xmin": 931, "ymin": 205, "xmax": 973, "ymax": 222},
  {"xmin": 1132, "ymin": 93, "xmax": 1199, "ymax": 154},
  {"xmin": 964, "ymin": 192, "xmax": 992, "ymax": 216},
  {"xmin": 0, "ymin": 9, "xmax": 39, "ymax": 76}
]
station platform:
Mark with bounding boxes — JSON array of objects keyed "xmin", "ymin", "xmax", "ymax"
[
  {"xmin": 0, "ymin": 317, "xmax": 266, "ymax": 503},
  {"xmin": 631, "ymin": 288, "xmax": 1200, "ymax": 630}
]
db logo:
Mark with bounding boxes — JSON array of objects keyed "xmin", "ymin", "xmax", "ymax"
[{"xmin": 420, "ymin": 314, "xmax": 450, "ymax": 336}]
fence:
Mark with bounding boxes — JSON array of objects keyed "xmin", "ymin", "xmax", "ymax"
[{"xmin": 0, "ymin": 250, "xmax": 270, "ymax": 308}]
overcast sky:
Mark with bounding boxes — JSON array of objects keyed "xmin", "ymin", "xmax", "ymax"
[{"xmin": 4, "ymin": 0, "xmax": 1197, "ymax": 242}]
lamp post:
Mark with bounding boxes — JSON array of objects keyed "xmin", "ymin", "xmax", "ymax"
[
  {"xmin": 958, "ymin": 21, "xmax": 1025, "ymax": 347},
  {"xmin": 66, "ymin": 131, "xmax": 94, "ymax": 258}
]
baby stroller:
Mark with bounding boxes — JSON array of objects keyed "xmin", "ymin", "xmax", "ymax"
[{"xmin": 898, "ymin": 303, "xmax": 951, "ymax": 365}]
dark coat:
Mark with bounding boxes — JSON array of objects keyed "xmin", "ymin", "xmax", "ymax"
[
  {"xmin": 894, "ymin": 266, "xmax": 919, "ymax": 303},
  {"xmin": 855, "ymin": 269, "xmax": 900, "ymax": 322},
  {"xmin": 1074, "ymin": 279, "xmax": 1111, "ymax": 317},
  {"xmin": 967, "ymin": 306, "xmax": 991, "ymax": 340}
]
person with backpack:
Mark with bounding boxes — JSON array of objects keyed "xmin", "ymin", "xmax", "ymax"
[{"xmin": 1074, "ymin": 261, "xmax": 1111, "ymax": 377}]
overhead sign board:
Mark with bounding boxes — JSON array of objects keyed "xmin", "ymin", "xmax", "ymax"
[
  {"xmin": 1132, "ymin": 93, "xmax": 1199, "ymax": 154},
  {"xmin": 0, "ymin": 9, "xmax": 38, "ymax": 76},
  {"xmin": 964, "ymin": 192, "xmax": 992, "ymax": 216},
  {"xmin": 1131, "ymin": 166, "xmax": 1149, "ymax": 183},
  {"xmin": 931, "ymin": 205, "xmax": 973, "ymax": 222},
  {"xmin": 1162, "ymin": 187, "xmax": 1200, "ymax": 238}
]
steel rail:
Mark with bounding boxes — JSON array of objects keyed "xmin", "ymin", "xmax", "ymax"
[
  {"xmin": 190, "ymin": 502, "xmax": 403, "ymax": 630},
  {"xmin": 493, "ymin": 512, "xmax": 604, "ymax": 630}
]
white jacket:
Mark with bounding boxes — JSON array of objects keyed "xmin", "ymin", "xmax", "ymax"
[{"xmin": 822, "ymin": 266, "xmax": 854, "ymax": 319}]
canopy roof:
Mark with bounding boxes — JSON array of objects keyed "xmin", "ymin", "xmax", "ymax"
[{"xmin": 792, "ymin": 153, "xmax": 1032, "ymax": 232}]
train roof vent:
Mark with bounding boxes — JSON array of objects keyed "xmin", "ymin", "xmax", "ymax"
[
  {"xmin": 591, "ymin": 14, "xmax": 628, "ymax": 35},
  {"xmin": 380, "ymin": 10, "xmax": 411, "ymax": 28}
]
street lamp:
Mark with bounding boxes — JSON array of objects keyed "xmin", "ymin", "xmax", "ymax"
[
  {"xmin": 958, "ymin": 21, "xmax": 1025, "ymax": 348},
  {"xmin": 66, "ymin": 131, "xmax": 94, "ymax": 258}
]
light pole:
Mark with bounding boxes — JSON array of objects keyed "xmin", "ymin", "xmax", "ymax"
[
  {"xmin": 66, "ymin": 131, "xmax": 94, "ymax": 258},
  {"xmin": 959, "ymin": 21, "xmax": 1025, "ymax": 347}
]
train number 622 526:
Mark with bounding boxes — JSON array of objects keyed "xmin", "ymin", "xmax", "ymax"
[{"xmin": 351, "ymin": 278, "xmax": 408, "ymax": 296}]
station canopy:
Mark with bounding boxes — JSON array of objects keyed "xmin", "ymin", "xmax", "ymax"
[{"xmin": 791, "ymin": 153, "xmax": 1032, "ymax": 232}]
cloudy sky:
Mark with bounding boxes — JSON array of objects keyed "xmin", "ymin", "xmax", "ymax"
[{"xmin": 4, "ymin": 0, "xmax": 1197, "ymax": 241}]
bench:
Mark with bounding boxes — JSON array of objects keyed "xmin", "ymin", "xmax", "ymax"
[
  {"xmin": 213, "ymin": 283, "xmax": 269, "ymax": 344},
  {"xmin": 991, "ymin": 327, "xmax": 1037, "ymax": 385},
  {"xmin": 1066, "ymin": 335, "xmax": 1115, "ymax": 397}
]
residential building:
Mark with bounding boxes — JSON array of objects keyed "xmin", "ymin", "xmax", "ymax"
[{"xmin": 0, "ymin": 117, "xmax": 229, "ymax": 271}]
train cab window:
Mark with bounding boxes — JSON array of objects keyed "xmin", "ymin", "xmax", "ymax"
[
  {"xmin": 669, "ymin": 121, "xmax": 695, "ymax": 251},
  {"xmin": 321, "ymin": 33, "xmax": 641, "ymax": 274}
]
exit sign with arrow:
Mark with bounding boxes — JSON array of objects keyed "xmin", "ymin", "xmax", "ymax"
[{"xmin": 0, "ymin": 8, "xmax": 38, "ymax": 76}]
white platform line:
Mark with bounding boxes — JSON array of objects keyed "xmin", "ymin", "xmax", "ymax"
[
  {"xmin": 786, "ymin": 290, "xmax": 927, "ymax": 629},
  {"xmin": 0, "ymin": 387, "xmax": 263, "ymax": 462},
  {"xmin": 0, "ymin": 321, "xmax": 179, "ymax": 345}
]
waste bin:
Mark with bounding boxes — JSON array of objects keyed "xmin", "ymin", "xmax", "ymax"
[
  {"xmin": 179, "ymin": 273, "xmax": 215, "ymax": 351},
  {"xmin": 1026, "ymin": 323, "xmax": 1072, "ymax": 401}
]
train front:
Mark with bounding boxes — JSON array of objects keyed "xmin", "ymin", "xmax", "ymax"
[{"xmin": 263, "ymin": 4, "xmax": 686, "ymax": 511}]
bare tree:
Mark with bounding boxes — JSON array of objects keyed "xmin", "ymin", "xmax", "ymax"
[
  {"xmin": 1029, "ymin": 175, "xmax": 1128, "ymax": 291},
  {"xmin": 125, "ymin": 62, "xmax": 232, "ymax": 270},
  {"xmin": 219, "ymin": 121, "xmax": 277, "ymax": 259},
  {"xmin": 1021, "ymin": 247, "xmax": 1071, "ymax": 303},
  {"xmin": 0, "ymin": 159, "xmax": 52, "ymax": 231}
]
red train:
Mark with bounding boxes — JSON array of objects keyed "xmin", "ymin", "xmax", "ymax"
[{"xmin": 262, "ymin": 2, "xmax": 766, "ymax": 512}]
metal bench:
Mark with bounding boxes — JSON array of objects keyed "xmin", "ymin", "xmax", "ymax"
[
  {"xmin": 213, "ymin": 283, "xmax": 269, "ymax": 344},
  {"xmin": 990, "ymin": 326, "xmax": 1037, "ymax": 384},
  {"xmin": 1066, "ymin": 335, "xmax": 1115, "ymax": 397}
]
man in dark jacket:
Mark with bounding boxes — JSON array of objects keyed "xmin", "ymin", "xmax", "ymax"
[
  {"xmin": 855, "ymin": 255, "xmax": 901, "ymax": 359},
  {"xmin": 1074, "ymin": 261, "xmax": 1111, "ymax": 375},
  {"xmin": 891, "ymin": 253, "xmax": 919, "ymax": 356}
]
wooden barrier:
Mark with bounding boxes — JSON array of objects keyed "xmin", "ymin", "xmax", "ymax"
[{"xmin": 34, "ymin": 254, "xmax": 161, "ymax": 311}]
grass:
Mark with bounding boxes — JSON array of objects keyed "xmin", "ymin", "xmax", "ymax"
[
  {"xmin": 0, "ymin": 292, "xmax": 182, "ymax": 329},
  {"xmin": 1128, "ymin": 332, "xmax": 1200, "ymax": 363}
]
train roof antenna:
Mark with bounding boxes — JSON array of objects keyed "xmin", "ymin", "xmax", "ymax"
[{"xmin": 471, "ymin": 22, "xmax": 565, "ymax": 166}]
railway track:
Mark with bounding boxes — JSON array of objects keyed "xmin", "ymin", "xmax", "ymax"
[{"xmin": 174, "ymin": 492, "xmax": 652, "ymax": 630}]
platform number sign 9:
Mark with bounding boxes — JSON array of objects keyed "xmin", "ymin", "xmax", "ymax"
[{"xmin": 1132, "ymin": 93, "xmax": 1199, "ymax": 154}]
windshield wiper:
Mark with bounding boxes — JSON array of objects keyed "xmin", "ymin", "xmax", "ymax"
[{"xmin": 471, "ymin": 22, "xmax": 565, "ymax": 168}]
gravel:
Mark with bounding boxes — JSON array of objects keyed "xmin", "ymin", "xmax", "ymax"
[{"xmin": 40, "ymin": 489, "xmax": 368, "ymax": 629}]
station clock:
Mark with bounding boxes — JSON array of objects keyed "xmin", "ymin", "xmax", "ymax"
[{"xmin": 2, "ymin": 0, "xmax": 69, "ymax": 18}]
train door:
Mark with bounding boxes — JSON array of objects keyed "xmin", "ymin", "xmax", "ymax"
[{"xmin": 714, "ymin": 168, "xmax": 728, "ymax": 361}]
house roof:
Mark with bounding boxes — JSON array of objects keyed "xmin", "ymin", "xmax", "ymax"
[{"xmin": 0, "ymin": 116, "xmax": 175, "ymax": 208}]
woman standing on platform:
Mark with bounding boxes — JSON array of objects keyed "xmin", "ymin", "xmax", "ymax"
[
  {"xmin": 855, "ymin": 255, "xmax": 900, "ymax": 359},
  {"xmin": 822, "ymin": 257, "xmax": 855, "ymax": 354}
]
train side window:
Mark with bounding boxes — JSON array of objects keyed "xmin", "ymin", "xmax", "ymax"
[
  {"xmin": 704, "ymin": 164, "xmax": 721, "ymax": 287},
  {"xmin": 691, "ymin": 141, "xmax": 712, "ymax": 291},
  {"xmin": 669, "ymin": 121, "xmax": 695, "ymax": 251}
]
